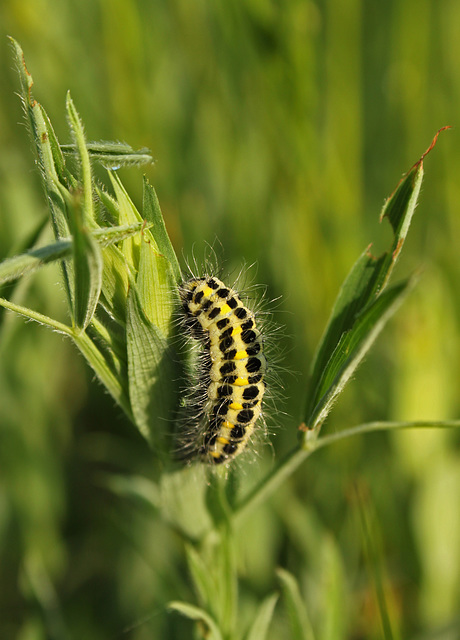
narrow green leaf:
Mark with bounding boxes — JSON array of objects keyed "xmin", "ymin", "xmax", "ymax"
[
  {"xmin": 72, "ymin": 329, "xmax": 133, "ymax": 421},
  {"xmin": 101, "ymin": 474, "xmax": 161, "ymax": 511},
  {"xmin": 308, "ymin": 249, "xmax": 385, "ymax": 400},
  {"xmin": 126, "ymin": 284, "xmax": 179, "ymax": 450},
  {"xmin": 304, "ymin": 131, "xmax": 448, "ymax": 434},
  {"xmin": 65, "ymin": 92, "xmax": 95, "ymax": 224},
  {"xmin": 9, "ymin": 38, "xmax": 60, "ymax": 184},
  {"xmin": 9, "ymin": 37, "xmax": 34, "ymax": 115},
  {"xmin": 356, "ymin": 486, "xmax": 396, "ymax": 640},
  {"xmin": 88, "ymin": 314, "xmax": 127, "ymax": 379},
  {"xmin": 0, "ymin": 223, "xmax": 146, "ymax": 286},
  {"xmin": 108, "ymin": 171, "xmax": 144, "ymax": 226},
  {"xmin": 0, "ymin": 215, "xmax": 49, "ymax": 328},
  {"xmin": 0, "ymin": 241, "xmax": 71, "ymax": 285},
  {"xmin": 98, "ymin": 245, "xmax": 131, "ymax": 325},
  {"xmin": 245, "ymin": 593, "xmax": 279, "ymax": 640},
  {"xmin": 317, "ymin": 537, "xmax": 347, "ymax": 640},
  {"xmin": 108, "ymin": 171, "xmax": 143, "ymax": 267},
  {"xmin": 96, "ymin": 185, "xmax": 121, "ymax": 224},
  {"xmin": 10, "ymin": 38, "xmax": 64, "ymax": 205},
  {"xmin": 137, "ymin": 237, "xmax": 177, "ymax": 336},
  {"xmin": 305, "ymin": 279, "xmax": 413, "ymax": 435},
  {"xmin": 9, "ymin": 39, "xmax": 74, "ymax": 301},
  {"xmin": 70, "ymin": 199, "xmax": 103, "ymax": 332},
  {"xmin": 185, "ymin": 544, "xmax": 216, "ymax": 609},
  {"xmin": 167, "ymin": 602, "xmax": 223, "ymax": 640},
  {"xmin": 24, "ymin": 553, "xmax": 70, "ymax": 640},
  {"xmin": 143, "ymin": 177, "xmax": 182, "ymax": 283},
  {"xmin": 307, "ymin": 165, "xmax": 422, "ymax": 415},
  {"xmin": 39, "ymin": 104, "xmax": 74, "ymax": 187},
  {"xmin": 61, "ymin": 141, "xmax": 153, "ymax": 168},
  {"xmin": 277, "ymin": 568, "xmax": 316, "ymax": 640},
  {"xmin": 215, "ymin": 525, "xmax": 237, "ymax": 639}
]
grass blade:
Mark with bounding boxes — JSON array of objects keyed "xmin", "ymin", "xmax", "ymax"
[
  {"xmin": 355, "ymin": 484, "xmax": 397, "ymax": 640},
  {"xmin": 167, "ymin": 602, "xmax": 223, "ymax": 640},
  {"xmin": 185, "ymin": 544, "xmax": 216, "ymax": 611},
  {"xmin": 245, "ymin": 592, "xmax": 279, "ymax": 640},
  {"xmin": 277, "ymin": 568, "xmax": 316, "ymax": 640}
]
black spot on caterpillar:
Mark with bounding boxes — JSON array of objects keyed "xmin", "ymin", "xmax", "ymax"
[{"xmin": 178, "ymin": 276, "xmax": 267, "ymax": 465}]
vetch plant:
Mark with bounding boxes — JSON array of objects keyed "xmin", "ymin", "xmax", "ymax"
[{"xmin": 2, "ymin": 40, "xmax": 459, "ymax": 639}]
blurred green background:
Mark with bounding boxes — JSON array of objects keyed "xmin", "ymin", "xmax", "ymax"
[{"xmin": 1, "ymin": 1, "xmax": 459, "ymax": 638}]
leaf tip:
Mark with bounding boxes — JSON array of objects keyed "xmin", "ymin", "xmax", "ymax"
[{"xmin": 412, "ymin": 125, "xmax": 451, "ymax": 172}]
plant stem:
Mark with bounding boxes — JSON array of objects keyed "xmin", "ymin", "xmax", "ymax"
[
  {"xmin": 313, "ymin": 419, "xmax": 460, "ymax": 451},
  {"xmin": 0, "ymin": 297, "xmax": 74, "ymax": 335},
  {"xmin": 0, "ymin": 296, "xmax": 133, "ymax": 422},
  {"xmin": 233, "ymin": 446, "xmax": 311, "ymax": 526},
  {"xmin": 233, "ymin": 419, "xmax": 460, "ymax": 526}
]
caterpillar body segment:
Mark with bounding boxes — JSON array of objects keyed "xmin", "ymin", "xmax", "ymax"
[{"xmin": 179, "ymin": 276, "xmax": 266, "ymax": 465}]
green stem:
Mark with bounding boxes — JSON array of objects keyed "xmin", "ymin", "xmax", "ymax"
[
  {"xmin": 233, "ymin": 446, "xmax": 310, "ymax": 526},
  {"xmin": 0, "ymin": 297, "xmax": 73, "ymax": 335},
  {"xmin": 0, "ymin": 296, "xmax": 133, "ymax": 422},
  {"xmin": 313, "ymin": 419, "xmax": 460, "ymax": 451},
  {"xmin": 233, "ymin": 419, "xmax": 460, "ymax": 526}
]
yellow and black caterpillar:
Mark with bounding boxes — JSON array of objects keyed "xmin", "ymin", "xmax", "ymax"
[{"xmin": 179, "ymin": 276, "xmax": 266, "ymax": 465}]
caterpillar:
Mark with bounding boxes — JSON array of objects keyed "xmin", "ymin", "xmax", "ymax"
[{"xmin": 178, "ymin": 276, "xmax": 267, "ymax": 465}]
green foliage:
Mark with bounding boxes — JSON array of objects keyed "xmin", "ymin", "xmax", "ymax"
[
  {"xmin": 2, "ymin": 39, "xmax": 182, "ymax": 446},
  {"xmin": 1, "ymin": 6, "xmax": 460, "ymax": 640}
]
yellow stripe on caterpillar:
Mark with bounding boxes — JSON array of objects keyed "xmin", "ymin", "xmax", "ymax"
[{"xmin": 234, "ymin": 350, "xmax": 248, "ymax": 360}]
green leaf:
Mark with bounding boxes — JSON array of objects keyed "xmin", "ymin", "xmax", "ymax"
[
  {"xmin": 108, "ymin": 171, "xmax": 143, "ymax": 267},
  {"xmin": 245, "ymin": 593, "xmax": 279, "ymax": 640},
  {"xmin": 305, "ymin": 278, "xmax": 413, "ymax": 435},
  {"xmin": 126, "ymin": 284, "xmax": 178, "ymax": 450},
  {"xmin": 0, "ymin": 214, "xmax": 49, "ymax": 329},
  {"xmin": 316, "ymin": 537, "xmax": 347, "ymax": 640},
  {"xmin": 61, "ymin": 141, "xmax": 153, "ymax": 168},
  {"xmin": 277, "ymin": 568, "xmax": 316, "ymax": 640},
  {"xmin": 167, "ymin": 602, "xmax": 223, "ymax": 640},
  {"xmin": 143, "ymin": 177, "xmax": 182, "ymax": 284},
  {"xmin": 9, "ymin": 39, "xmax": 75, "ymax": 302},
  {"xmin": 185, "ymin": 544, "xmax": 216, "ymax": 609},
  {"xmin": 137, "ymin": 237, "xmax": 177, "ymax": 336},
  {"xmin": 0, "ymin": 223, "xmax": 147, "ymax": 286},
  {"xmin": 98, "ymin": 245, "xmax": 131, "ymax": 325},
  {"xmin": 0, "ymin": 241, "xmax": 71, "ymax": 285},
  {"xmin": 65, "ymin": 92, "xmax": 96, "ymax": 224},
  {"xmin": 71, "ymin": 208, "xmax": 103, "ymax": 332},
  {"xmin": 215, "ymin": 525, "xmax": 237, "ymax": 639},
  {"xmin": 39, "ymin": 104, "xmax": 74, "ymax": 187},
  {"xmin": 356, "ymin": 486, "xmax": 396, "ymax": 640},
  {"xmin": 303, "ymin": 132, "xmax": 448, "ymax": 436},
  {"xmin": 102, "ymin": 474, "xmax": 161, "ymax": 511},
  {"xmin": 73, "ymin": 329, "xmax": 133, "ymax": 420},
  {"xmin": 108, "ymin": 171, "xmax": 144, "ymax": 226}
]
